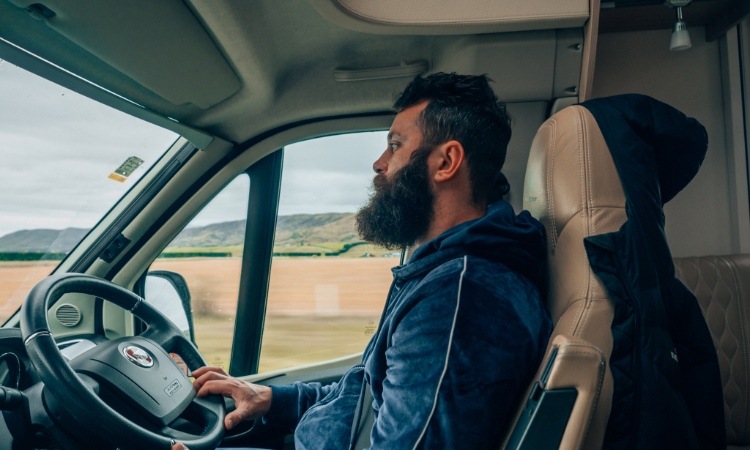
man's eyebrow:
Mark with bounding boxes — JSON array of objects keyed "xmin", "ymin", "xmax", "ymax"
[{"xmin": 387, "ymin": 131, "xmax": 402, "ymax": 141}]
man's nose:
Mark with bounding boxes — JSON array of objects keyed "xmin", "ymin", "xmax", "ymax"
[{"xmin": 373, "ymin": 150, "xmax": 388, "ymax": 174}]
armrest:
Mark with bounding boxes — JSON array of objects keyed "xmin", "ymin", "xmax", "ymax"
[{"xmin": 504, "ymin": 334, "xmax": 606, "ymax": 449}]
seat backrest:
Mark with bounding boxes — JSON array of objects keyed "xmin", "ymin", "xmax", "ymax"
[
  {"xmin": 510, "ymin": 104, "xmax": 626, "ymax": 449},
  {"xmin": 674, "ymin": 255, "xmax": 750, "ymax": 449}
]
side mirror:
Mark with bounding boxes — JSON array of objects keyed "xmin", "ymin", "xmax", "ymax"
[{"xmin": 144, "ymin": 270, "xmax": 195, "ymax": 342}]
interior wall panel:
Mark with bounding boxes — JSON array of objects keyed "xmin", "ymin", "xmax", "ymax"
[{"xmin": 592, "ymin": 27, "xmax": 731, "ymax": 257}]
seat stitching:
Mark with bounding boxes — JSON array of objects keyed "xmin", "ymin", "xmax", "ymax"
[
  {"xmin": 726, "ymin": 256, "xmax": 750, "ymax": 439},
  {"xmin": 573, "ymin": 107, "xmax": 589, "ymax": 336},
  {"xmin": 547, "ymin": 121, "xmax": 558, "ymax": 250}
]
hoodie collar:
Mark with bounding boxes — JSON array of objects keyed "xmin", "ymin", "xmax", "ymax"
[{"xmin": 392, "ymin": 201, "xmax": 546, "ymax": 287}]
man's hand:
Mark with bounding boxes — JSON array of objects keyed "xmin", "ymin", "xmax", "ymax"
[
  {"xmin": 169, "ymin": 353, "xmax": 190, "ymax": 377},
  {"xmin": 192, "ymin": 366, "xmax": 273, "ymax": 431}
]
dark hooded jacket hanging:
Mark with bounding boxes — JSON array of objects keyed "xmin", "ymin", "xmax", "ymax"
[{"xmin": 580, "ymin": 94, "xmax": 724, "ymax": 449}]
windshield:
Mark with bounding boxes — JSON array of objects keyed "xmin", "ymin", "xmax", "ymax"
[{"xmin": 0, "ymin": 60, "xmax": 177, "ymax": 322}]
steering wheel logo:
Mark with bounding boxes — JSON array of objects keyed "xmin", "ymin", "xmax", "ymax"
[{"xmin": 122, "ymin": 345, "xmax": 155, "ymax": 368}]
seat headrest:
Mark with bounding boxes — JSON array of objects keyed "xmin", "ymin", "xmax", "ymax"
[{"xmin": 524, "ymin": 105, "xmax": 625, "ymax": 256}]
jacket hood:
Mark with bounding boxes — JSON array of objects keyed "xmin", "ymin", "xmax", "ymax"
[
  {"xmin": 398, "ymin": 201, "xmax": 546, "ymax": 287},
  {"xmin": 581, "ymin": 94, "xmax": 707, "ymax": 205}
]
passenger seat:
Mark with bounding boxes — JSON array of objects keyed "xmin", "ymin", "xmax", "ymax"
[
  {"xmin": 504, "ymin": 104, "xmax": 621, "ymax": 449},
  {"xmin": 506, "ymin": 101, "xmax": 732, "ymax": 449}
]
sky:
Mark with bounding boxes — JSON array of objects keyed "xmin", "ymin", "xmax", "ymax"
[{"xmin": 0, "ymin": 59, "xmax": 387, "ymax": 238}]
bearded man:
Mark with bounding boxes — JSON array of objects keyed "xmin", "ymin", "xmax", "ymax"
[{"xmin": 174, "ymin": 72, "xmax": 551, "ymax": 450}]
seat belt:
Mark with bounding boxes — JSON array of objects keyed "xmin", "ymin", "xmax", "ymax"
[
  {"xmin": 349, "ymin": 377, "xmax": 375, "ymax": 450},
  {"xmin": 351, "ymin": 250, "xmax": 404, "ymax": 450}
]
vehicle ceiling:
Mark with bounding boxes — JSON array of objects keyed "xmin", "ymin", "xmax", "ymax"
[{"xmin": 0, "ymin": 0, "xmax": 743, "ymax": 147}]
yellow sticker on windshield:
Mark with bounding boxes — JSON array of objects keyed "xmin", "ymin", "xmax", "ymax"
[
  {"xmin": 108, "ymin": 173, "xmax": 127, "ymax": 182},
  {"xmin": 108, "ymin": 156, "xmax": 144, "ymax": 183}
]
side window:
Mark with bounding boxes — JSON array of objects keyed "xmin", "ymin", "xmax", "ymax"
[
  {"xmin": 150, "ymin": 174, "xmax": 250, "ymax": 369},
  {"xmin": 259, "ymin": 132, "xmax": 399, "ymax": 373}
]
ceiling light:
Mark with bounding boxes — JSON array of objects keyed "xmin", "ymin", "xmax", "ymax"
[
  {"xmin": 670, "ymin": 6, "xmax": 691, "ymax": 51},
  {"xmin": 666, "ymin": 0, "xmax": 692, "ymax": 52}
]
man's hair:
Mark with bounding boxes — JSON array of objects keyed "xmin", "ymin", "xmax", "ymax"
[{"xmin": 393, "ymin": 72, "xmax": 512, "ymax": 205}]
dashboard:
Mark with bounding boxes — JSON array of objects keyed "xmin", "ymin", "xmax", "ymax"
[
  {"xmin": 0, "ymin": 328, "xmax": 34, "ymax": 450},
  {"xmin": 0, "ymin": 328, "xmax": 116, "ymax": 450}
]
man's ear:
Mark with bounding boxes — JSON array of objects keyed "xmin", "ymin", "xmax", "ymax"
[{"xmin": 432, "ymin": 140, "xmax": 465, "ymax": 183}]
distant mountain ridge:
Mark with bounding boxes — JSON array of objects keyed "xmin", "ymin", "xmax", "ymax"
[
  {"xmin": 0, "ymin": 213, "xmax": 359, "ymax": 253},
  {"xmin": 0, "ymin": 228, "xmax": 88, "ymax": 253}
]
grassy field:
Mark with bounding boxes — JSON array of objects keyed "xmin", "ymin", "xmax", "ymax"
[
  {"xmin": 195, "ymin": 314, "xmax": 379, "ymax": 373},
  {"xmin": 0, "ymin": 261, "xmax": 57, "ymax": 320},
  {"xmin": 152, "ymin": 256, "xmax": 397, "ymax": 372},
  {"xmin": 161, "ymin": 245, "xmax": 244, "ymax": 257},
  {"xmin": 0, "ymin": 256, "xmax": 398, "ymax": 373}
]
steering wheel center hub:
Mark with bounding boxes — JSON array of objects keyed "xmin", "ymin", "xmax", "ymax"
[{"xmin": 123, "ymin": 345, "xmax": 155, "ymax": 368}]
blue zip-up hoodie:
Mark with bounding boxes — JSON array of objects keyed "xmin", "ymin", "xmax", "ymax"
[{"xmin": 265, "ymin": 201, "xmax": 552, "ymax": 449}]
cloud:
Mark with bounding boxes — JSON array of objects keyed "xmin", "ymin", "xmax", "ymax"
[
  {"xmin": 0, "ymin": 61, "xmax": 177, "ymax": 237},
  {"xmin": 279, "ymin": 132, "xmax": 386, "ymax": 215},
  {"xmin": 186, "ymin": 132, "xmax": 388, "ymax": 228},
  {"xmin": 0, "ymin": 59, "xmax": 389, "ymax": 240}
]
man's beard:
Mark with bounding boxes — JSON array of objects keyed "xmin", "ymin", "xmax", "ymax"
[{"xmin": 355, "ymin": 146, "xmax": 434, "ymax": 250}]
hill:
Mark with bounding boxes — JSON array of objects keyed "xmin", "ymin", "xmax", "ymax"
[
  {"xmin": 0, "ymin": 228, "xmax": 88, "ymax": 253},
  {"xmin": 168, "ymin": 219, "xmax": 246, "ymax": 248},
  {"xmin": 0, "ymin": 213, "xmax": 361, "ymax": 253},
  {"xmin": 274, "ymin": 213, "xmax": 358, "ymax": 246}
]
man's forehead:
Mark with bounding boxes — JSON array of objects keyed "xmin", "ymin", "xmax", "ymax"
[
  {"xmin": 387, "ymin": 130, "xmax": 404, "ymax": 140},
  {"xmin": 389, "ymin": 101, "xmax": 428, "ymax": 138}
]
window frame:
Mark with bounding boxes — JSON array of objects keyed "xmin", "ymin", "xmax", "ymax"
[
  {"xmin": 119, "ymin": 115, "xmax": 395, "ymax": 376},
  {"xmin": 230, "ymin": 150, "xmax": 284, "ymax": 376}
]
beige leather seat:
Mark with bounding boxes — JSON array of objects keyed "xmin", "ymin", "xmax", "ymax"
[
  {"xmin": 504, "ymin": 104, "xmax": 624, "ymax": 449},
  {"xmin": 674, "ymin": 255, "xmax": 750, "ymax": 450},
  {"xmin": 507, "ymin": 102, "xmax": 747, "ymax": 449}
]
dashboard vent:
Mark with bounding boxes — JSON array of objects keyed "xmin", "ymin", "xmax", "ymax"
[{"xmin": 55, "ymin": 304, "xmax": 82, "ymax": 327}]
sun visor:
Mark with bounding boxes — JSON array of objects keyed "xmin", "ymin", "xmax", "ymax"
[
  {"xmin": 7, "ymin": 0, "xmax": 241, "ymax": 109},
  {"xmin": 308, "ymin": 0, "xmax": 589, "ymax": 34},
  {"xmin": 433, "ymin": 29, "xmax": 583, "ymax": 102}
]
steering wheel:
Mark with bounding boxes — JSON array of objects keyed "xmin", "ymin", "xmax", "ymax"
[{"xmin": 20, "ymin": 273, "xmax": 225, "ymax": 450}]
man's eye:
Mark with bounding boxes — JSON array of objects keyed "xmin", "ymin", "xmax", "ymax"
[{"xmin": 389, "ymin": 142, "xmax": 399, "ymax": 152}]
